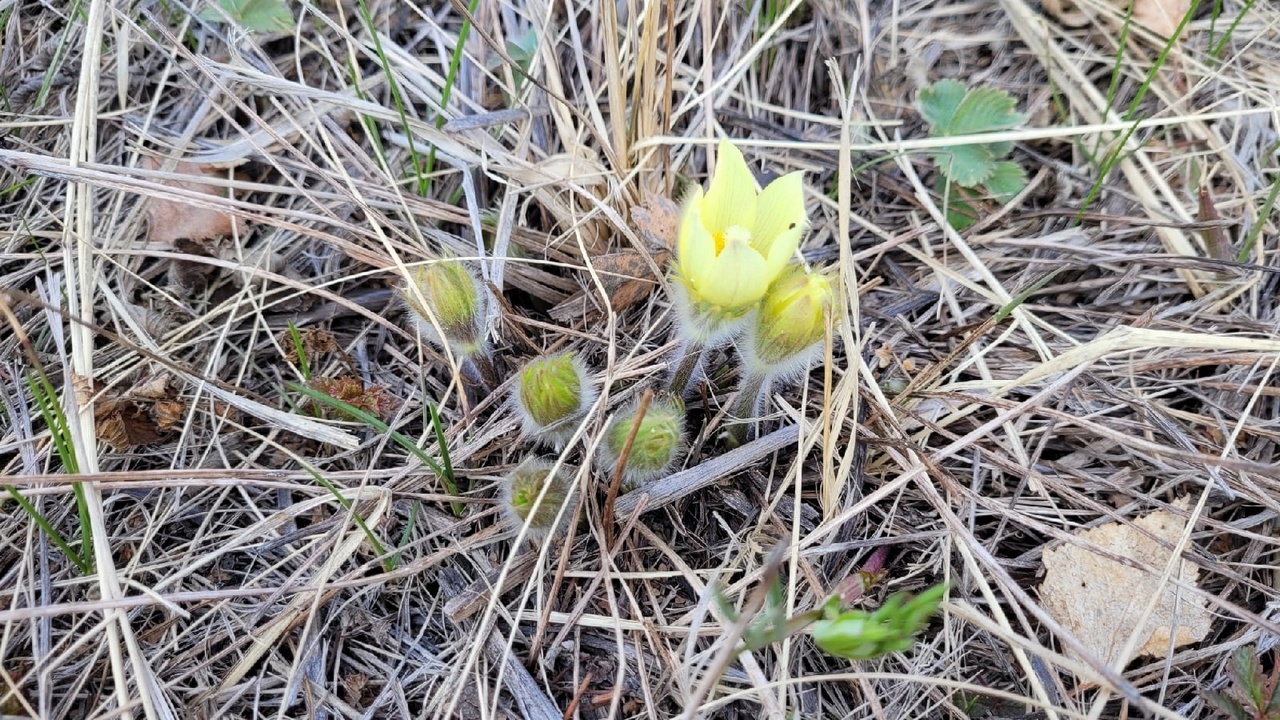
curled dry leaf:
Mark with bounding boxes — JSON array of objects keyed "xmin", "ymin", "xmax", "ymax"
[
  {"xmin": 1040, "ymin": 498, "xmax": 1211, "ymax": 671},
  {"xmin": 91, "ymin": 374, "xmax": 187, "ymax": 450},
  {"xmin": 143, "ymin": 158, "xmax": 238, "ymax": 244}
]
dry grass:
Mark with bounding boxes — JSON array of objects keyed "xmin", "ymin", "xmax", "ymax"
[{"xmin": 2, "ymin": 0, "xmax": 1280, "ymax": 717}]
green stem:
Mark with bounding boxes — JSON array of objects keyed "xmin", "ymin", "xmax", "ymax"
[
  {"xmin": 726, "ymin": 371, "xmax": 768, "ymax": 448},
  {"xmin": 667, "ymin": 340, "xmax": 705, "ymax": 397}
]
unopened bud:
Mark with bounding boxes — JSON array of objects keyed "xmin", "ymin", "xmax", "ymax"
[
  {"xmin": 598, "ymin": 394, "xmax": 686, "ymax": 488},
  {"xmin": 401, "ymin": 260, "xmax": 487, "ymax": 356},
  {"xmin": 513, "ymin": 352, "xmax": 596, "ymax": 447},
  {"xmin": 501, "ymin": 458, "xmax": 578, "ymax": 540},
  {"xmin": 744, "ymin": 267, "xmax": 833, "ymax": 379}
]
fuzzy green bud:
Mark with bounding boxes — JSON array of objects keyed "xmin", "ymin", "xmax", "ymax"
[
  {"xmin": 598, "ymin": 394, "xmax": 686, "ymax": 487},
  {"xmin": 513, "ymin": 352, "xmax": 596, "ymax": 447},
  {"xmin": 501, "ymin": 458, "xmax": 578, "ymax": 540},
  {"xmin": 401, "ymin": 260, "xmax": 487, "ymax": 356},
  {"xmin": 745, "ymin": 267, "xmax": 833, "ymax": 379}
]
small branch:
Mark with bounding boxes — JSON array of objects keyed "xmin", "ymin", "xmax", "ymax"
[{"xmin": 603, "ymin": 388, "xmax": 652, "ymax": 549}]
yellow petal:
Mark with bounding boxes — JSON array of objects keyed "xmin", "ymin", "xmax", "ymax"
[
  {"xmin": 676, "ymin": 186, "xmax": 715, "ymax": 280},
  {"xmin": 701, "ymin": 140, "xmax": 757, "ymax": 237},
  {"xmin": 752, "ymin": 172, "xmax": 806, "ymax": 279},
  {"xmin": 698, "ymin": 233, "xmax": 769, "ymax": 309}
]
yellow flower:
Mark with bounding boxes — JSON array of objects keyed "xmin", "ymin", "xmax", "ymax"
[
  {"xmin": 745, "ymin": 267, "xmax": 834, "ymax": 377},
  {"xmin": 674, "ymin": 140, "xmax": 807, "ymax": 316}
]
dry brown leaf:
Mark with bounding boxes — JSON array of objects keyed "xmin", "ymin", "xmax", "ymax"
[
  {"xmin": 1040, "ymin": 498, "xmax": 1210, "ymax": 671},
  {"xmin": 143, "ymin": 158, "xmax": 238, "ymax": 244},
  {"xmin": 1041, "ymin": 0, "xmax": 1191, "ymax": 37},
  {"xmin": 546, "ymin": 193, "xmax": 679, "ymax": 322},
  {"xmin": 1132, "ymin": 0, "xmax": 1191, "ymax": 37},
  {"xmin": 91, "ymin": 374, "xmax": 186, "ymax": 450}
]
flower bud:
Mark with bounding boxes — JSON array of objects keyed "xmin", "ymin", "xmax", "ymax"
[
  {"xmin": 500, "ymin": 458, "xmax": 578, "ymax": 540},
  {"xmin": 598, "ymin": 394, "xmax": 686, "ymax": 488},
  {"xmin": 744, "ymin": 267, "xmax": 833, "ymax": 379},
  {"xmin": 400, "ymin": 260, "xmax": 488, "ymax": 356},
  {"xmin": 513, "ymin": 352, "xmax": 596, "ymax": 446}
]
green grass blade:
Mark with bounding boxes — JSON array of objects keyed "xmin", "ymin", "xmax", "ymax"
[
  {"xmin": 286, "ymin": 381, "xmax": 452, "ymax": 490},
  {"xmin": 4, "ymin": 486, "xmax": 92, "ymax": 575},
  {"xmin": 1237, "ymin": 167, "xmax": 1280, "ymax": 263}
]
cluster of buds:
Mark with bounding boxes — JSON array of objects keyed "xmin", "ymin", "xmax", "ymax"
[
  {"xmin": 597, "ymin": 394, "xmax": 687, "ymax": 490},
  {"xmin": 810, "ymin": 585, "xmax": 946, "ymax": 660},
  {"xmin": 512, "ymin": 351, "xmax": 597, "ymax": 448},
  {"xmin": 670, "ymin": 140, "xmax": 836, "ymax": 438}
]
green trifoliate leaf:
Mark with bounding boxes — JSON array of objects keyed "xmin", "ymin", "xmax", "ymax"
[
  {"xmin": 932, "ymin": 143, "xmax": 997, "ymax": 187},
  {"xmin": 948, "ymin": 86, "xmax": 1026, "ymax": 136}
]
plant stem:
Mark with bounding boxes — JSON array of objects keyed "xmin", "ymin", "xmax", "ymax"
[
  {"xmin": 667, "ymin": 340, "xmax": 705, "ymax": 396},
  {"xmin": 726, "ymin": 371, "xmax": 768, "ymax": 447}
]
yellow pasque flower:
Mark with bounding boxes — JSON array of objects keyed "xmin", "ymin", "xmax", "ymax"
[
  {"xmin": 745, "ymin": 267, "xmax": 834, "ymax": 378},
  {"xmin": 674, "ymin": 139, "xmax": 807, "ymax": 336}
]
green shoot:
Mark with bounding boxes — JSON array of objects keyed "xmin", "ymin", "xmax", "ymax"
[
  {"xmin": 357, "ymin": 0, "xmax": 427, "ymax": 195},
  {"xmin": 286, "ymin": 322, "xmax": 311, "ymax": 381},
  {"xmin": 1211, "ymin": 0, "xmax": 1260, "ymax": 59},
  {"xmin": 3, "ymin": 487, "xmax": 92, "ymax": 575},
  {"xmin": 297, "ymin": 462, "xmax": 392, "ymax": 572},
  {"xmin": 422, "ymin": 0, "xmax": 481, "ymax": 193},
  {"xmin": 23, "ymin": 372, "xmax": 94, "ymax": 573},
  {"xmin": 1237, "ymin": 165, "xmax": 1280, "ymax": 263},
  {"xmin": 810, "ymin": 585, "xmax": 946, "ymax": 661},
  {"xmin": 286, "ymin": 382, "xmax": 461, "ymax": 508}
]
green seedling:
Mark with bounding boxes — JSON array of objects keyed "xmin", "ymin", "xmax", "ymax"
[
  {"xmin": 918, "ymin": 79, "xmax": 1027, "ymax": 229},
  {"xmin": 1206, "ymin": 645, "xmax": 1280, "ymax": 720}
]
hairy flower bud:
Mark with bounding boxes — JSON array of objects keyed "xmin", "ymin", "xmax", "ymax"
[
  {"xmin": 512, "ymin": 352, "xmax": 596, "ymax": 447},
  {"xmin": 400, "ymin": 260, "xmax": 488, "ymax": 356},
  {"xmin": 501, "ymin": 458, "xmax": 578, "ymax": 541},
  {"xmin": 743, "ymin": 267, "xmax": 834, "ymax": 379},
  {"xmin": 598, "ymin": 394, "xmax": 686, "ymax": 488}
]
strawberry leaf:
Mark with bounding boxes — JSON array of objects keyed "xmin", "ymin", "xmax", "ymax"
[
  {"xmin": 918, "ymin": 79, "xmax": 968, "ymax": 135},
  {"xmin": 200, "ymin": 0, "xmax": 293, "ymax": 32},
  {"xmin": 985, "ymin": 161, "xmax": 1029, "ymax": 203},
  {"xmin": 949, "ymin": 86, "xmax": 1026, "ymax": 136}
]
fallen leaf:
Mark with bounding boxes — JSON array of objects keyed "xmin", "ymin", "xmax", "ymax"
[
  {"xmin": 91, "ymin": 375, "xmax": 186, "ymax": 450},
  {"xmin": 630, "ymin": 192, "xmax": 680, "ymax": 253},
  {"xmin": 143, "ymin": 158, "xmax": 238, "ymax": 245},
  {"xmin": 310, "ymin": 376, "xmax": 400, "ymax": 420},
  {"xmin": 1132, "ymin": 0, "xmax": 1191, "ymax": 37},
  {"xmin": 1040, "ymin": 498, "xmax": 1211, "ymax": 671}
]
